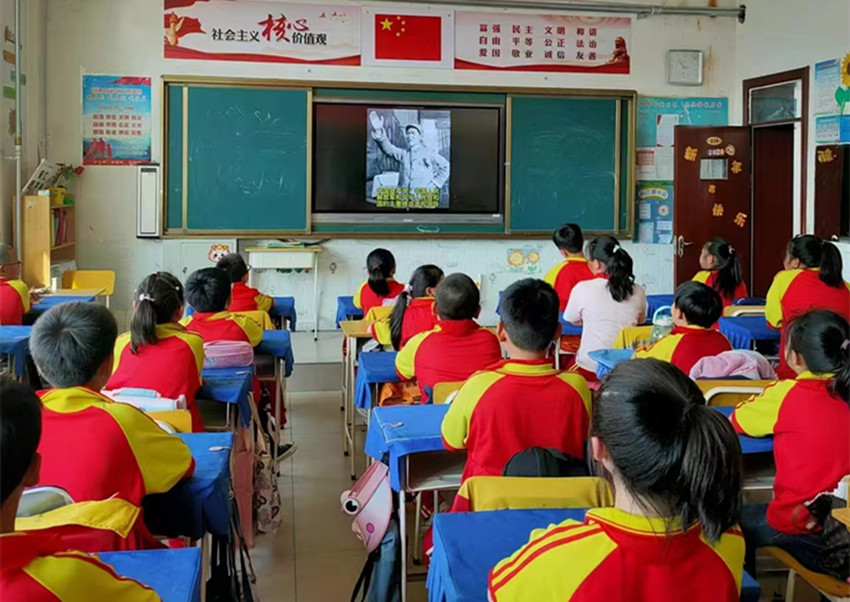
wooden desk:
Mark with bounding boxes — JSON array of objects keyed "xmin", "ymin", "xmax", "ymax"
[
  {"xmin": 723, "ymin": 305, "xmax": 766, "ymax": 317},
  {"xmin": 46, "ymin": 288, "xmax": 105, "ymax": 297},
  {"xmin": 245, "ymin": 246, "xmax": 321, "ymax": 339},
  {"xmin": 832, "ymin": 507, "xmax": 850, "ymax": 528},
  {"xmin": 340, "ymin": 319, "xmax": 375, "ymax": 477}
]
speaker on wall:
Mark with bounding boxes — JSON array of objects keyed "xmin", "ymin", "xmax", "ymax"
[{"xmin": 137, "ymin": 165, "xmax": 161, "ymax": 238}]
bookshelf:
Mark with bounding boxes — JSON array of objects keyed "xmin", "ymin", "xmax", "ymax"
[{"xmin": 22, "ymin": 195, "xmax": 76, "ymax": 287}]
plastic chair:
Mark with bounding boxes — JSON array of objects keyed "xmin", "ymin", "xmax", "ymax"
[
  {"xmin": 613, "ymin": 325, "xmax": 654, "ymax": 350},
  {"xmin": 764, "ymin": 547, "xmax": 850, "ymax": 601},
  {"xmin": 733, "ymin": 297, "xmax": 767, "ymax": 306},
  {"xmin": 696, "ymin": 380, "xmax": 771, "ymax": 406},
  {"xmin": 149, "ymin": 410, "xmax": 192, "ymax": 433},
  {"xmin": 61, "ymin": 270, "xmax": 115, "ymax": 308},
  {"xmin": 456, "ymin": 476, "xmax": 614, "ymax": 512},
  {"xmin": 17, "ymin": 486, "xmax": 74, "ymax": 518},
  {"xmin": 432, "ymin": 381, "xmax": 464, "ymax": 405},
  {"xmin": 723, "ymin": 305, "xmax": 767, "ymax": 317}
]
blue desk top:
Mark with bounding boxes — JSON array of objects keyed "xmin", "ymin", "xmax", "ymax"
[
  {"xmin": 427, "ymin": 509, "xmax": 760, "ymax": 602},
  {"xmin": 719, "ymin": 316, "xmax": 780, "ymax": 350},
  {"xmin": 337, "ymin": 295, "xmax": 363, "ymax": 328},
  {"xmin": 28, "ymin": 294, "xmax": 99, "ymax": 317},
  {"xmin": 0, "ymin": 325, "xmax": 31, "ymax": 376},
  {"xmin": 354, "ymin": 351, "xmax": 400, "ymax": 410},
  {"xmin": 99, "ymin": 548, "xmax": 202, "ymax": 602},
  {"xmin": 143, "ymin": 432, "xmax": 233, "ymax": 539},
  {"xmin": 588, "ymin": 348, "xmax": 634, "ymax": 378},
  {"xmin": 199, "ymin": 367, "xmax": 253, "ymax": 428},
  {"xmin": 256, "ymin": 329, "xmax": 295, "ymax": 377},
  {"xmin": 558, "ymin": 316, "xmax": 582, "ymax": 337},
  {"xmin": 268, "ymin": 296, "xmax": 296, "ymax": 329}
]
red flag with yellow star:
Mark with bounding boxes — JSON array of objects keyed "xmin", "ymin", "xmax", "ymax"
[{"xmin": 374, "ymin": 13, "xmax": 442, "ymax": 61}]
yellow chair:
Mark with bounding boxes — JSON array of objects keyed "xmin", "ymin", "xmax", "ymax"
[
  {"xmin": 456, "ymin": 476, "xmax": 614, "ymax": 512},
  {"xmin": 696, "ymin": 380, "xmax": 771, "ymax": 406},
  {"xmin": 614, "ymin": 325, "xmax": 654, "ymax": 350},
  {"xmin": 432, "ymin": 381, "xmax": 464, "ymax": 405},
  {"xmin": 723, "ymin": 305, "xmax": 766, "ymax": 317},
  {"xmin": 148, "ymin": 409, "xmax": 193, "ymax": 433},
  {"xmin": 61, "ymin": 270, "xmax": 115, "ymax": 308},
  {"xmin": 765, "ymin": 547, "xmax": 850, "ymax": 601}
]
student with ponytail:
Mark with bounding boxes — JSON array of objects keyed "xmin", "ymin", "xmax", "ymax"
[
  {"xmin": 732, "ymin": 310, "xmax": 850, "ymax": 576},
  {"xmin": 489, "ymin": 359, "xmax": 745, "ymax": 602},
  {"xmin": 693, "ymin": 237, "xmax": 747, "ymax": 306},
  {"xmin": 353, "ymin": 248, "xmax": 405, "ymax": 314},
  {"xmin": 564, "ymin": 235, "xmax": 646, "ymax": 380},
  {"xmin": 766, "ymin": 234, "xmax": 850, "ymax": 378},
  {"xmin": 385, "ymin": 265, "xmax": 444, "ymax": 350},
  {"xmin": 106, "ymin": 272, "xmax": 206, "ymax": 431}
]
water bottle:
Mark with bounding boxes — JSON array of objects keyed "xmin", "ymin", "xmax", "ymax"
[{"xmin": 650, "ymin": 306, "xmax": 674, "ymax": 343}]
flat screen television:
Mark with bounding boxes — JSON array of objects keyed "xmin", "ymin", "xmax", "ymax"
[{"xmin": 312, "ymin": 100, "xmax": 505, "ymax": 225}]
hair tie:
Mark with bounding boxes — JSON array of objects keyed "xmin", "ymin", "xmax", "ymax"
[
  {"xmin": 403, "ymin": 284, "xmax": 413, "ymax": 294},
  {"xmin": 139, "ymin": 293, "xmax": 155, "ymax": 302},
  {"xmin": 612, "ymin": 244, "xmax": 622, "ymax": 254},
  {"xmin": 727, "ymin": 245, "xmax": 735, "ymax": 253},
  {"xmin": 842, "ymin": 339, "xmax": 850, "ymax": 352}
]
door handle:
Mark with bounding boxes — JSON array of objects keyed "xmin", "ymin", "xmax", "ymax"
[{"xmin": 675, "ymin": 236, "xmax": 695, "ymax": 257}]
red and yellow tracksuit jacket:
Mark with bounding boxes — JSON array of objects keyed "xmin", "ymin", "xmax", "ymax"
[
  {"xmin": 488, "ymin": 507, "xmax": 744, "ymax": 602},
  {"xmin": 544, "ymin": 257, "xmax": 595, "ymax": 312},
  {"xmin": 441, "ymin": 359, "xmax": 591, "ymax": 483},
  {"xmin": 395, "ymin": 319, "xmax": 502, "ymax": 403},
  {"xmin": 106, "ymin": 323, "xmax": 206, "ymax": 432},
  {"xmin": 182, "ymin": 311, "xmax": 263, "ymax": 346},
  {"xmin": 37, "ymin": 387, "xmax": 195, "ymax": 506},
  {"xmin": 692, "ymin": 270, "xmax": 748, "ymax": 307},
  {"xmin": 731, "ymin": 372, "xmax": 850, "ymax": 534},
  {"xmin": 228, "ymin": 281, "xmax": 273, "ymax": 313},
  {"xmin": 0, "ymin": 277, "xmax": 30, "ymax": 325},
  {"xmin": 353, "ymin": 278, "xmax": 405, "ymax": 314},
  {"xmin": 634, "ymin": 325, "xmax": 732, "ymax": 375},
  {"xmin": 766, "ymin": 268, "xmax": 850, "ymax": 378},
  {"xmin": 371, "ymin": 297, "xmax": 440, "ymax": 349}
]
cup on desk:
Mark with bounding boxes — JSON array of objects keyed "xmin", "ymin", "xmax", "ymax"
[{"xmin": 50, "ymin": 277, "xmax": 59, "ymax": 292}]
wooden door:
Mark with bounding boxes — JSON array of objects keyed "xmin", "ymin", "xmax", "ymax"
[
  {"xmin": 814, "ymin": 145, "xmax": 849, "ymax": 240},
  {"xmin": 674, "ymin": 126, "xmax": 751, "ymax": 289},
  {"xmin": 752, "ymin": 125, "xmax": 795, "ymax": 296}
]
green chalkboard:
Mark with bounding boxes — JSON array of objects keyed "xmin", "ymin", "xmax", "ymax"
[
  {"xmin": 167, "ymin": 85, "xmax": 309, "ymax": 232},
  {"xmin": 509, "ymin": 96, "xmax": 621, "ymax": 232}
]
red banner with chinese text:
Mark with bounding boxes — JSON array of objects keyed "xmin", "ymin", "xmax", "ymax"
[
  {"xmin": 164, "ymin": 0, "xmax": 360, "ymax": 65},
  {"xmin": 454, "ymin": 13, "xmax": 630, "ymax": 74}
]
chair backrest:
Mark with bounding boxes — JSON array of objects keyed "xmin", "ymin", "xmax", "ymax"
[
  {"xmin": 365, "ymin": 306, "xmax": 394, "ymax": 323},
  {"xmin": 613, "ymin": 325, "xmax": 654, "ymax": 350},
  {"xmin": 17, "ymin": 486, "xmax": 74, "ymax": 518},
  {"xmin": 432, "ymin": 381, "xmax": 464, "ymax": 405},
  {"xmin": 149, "ymin": 410, "xmax": 192, "ymax": 433},
  {"xmin": 696, "ymin": 380, "xmax": 771, "ymax": 406},
  {"xmin": 61, "ymin": 270, "xmax": 115, "ymax": 296},
  {"xmin": 457, "ymin": 476, "xmax": 613, "ymax": 512},
  {"xmin": 723, "ymin": 305, "xmax": 766, "ymax": 317}
]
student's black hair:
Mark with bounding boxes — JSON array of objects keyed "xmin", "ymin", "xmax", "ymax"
[
  {"xmin": 594, "ymin": 359, "xmax": 742, "ymax": 543},
  {"xmin": 704, "ymin": 237, "xmax": 744, "ymax": 300},
  {"xmin": 674, "ymin": 281, "xmax": 723, "ymax": 329},
  {"xmin": 184, "ymin": 267, "xmax": 232, "ymax": 313},
  {"xmin": 216, "ymin": 253, "xmax": 249, "ymax": 284},
  {"xmin": 30, "ymin": 302, "xmax": 118, "ymax": 388},
  {"xmin": 787, "ymin": 235, "xmax": 844, "ymax": 288},
  {"xmin": 130, "ymin": 272, "xmax": 185, "ymax": 354},
  {"xmin": 587, "ymin": 235, "xmax": 635, "ymax": 303},
  {"xmin": 366, "ymin": 248, "xmax": 396, "ymax": 297},
  {"xmin": 552, "ymin": 223, "xmax": 584, "ymax": 254},
  {"xmin": 389, "ymin": 264, "xmax": 444, "ymax": 350},
  {"xmin": 0, "ymin": 379, "xmax": 42, "ymax": 505},
  {"xmin": 786, "ymin": 310, "xmax": 850, "ymax": 402},
  {"xmin": 498, "ymin": 278, "xmax": 560, "ymax": 352},
  {"xmin": 435, "ymin": 273, "xmax": 479, "ymax": 321}
]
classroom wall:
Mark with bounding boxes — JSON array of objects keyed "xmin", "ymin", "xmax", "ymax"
[{"xmin": 45, "ymin": 0, "xmax": 741, "ymax": 330}]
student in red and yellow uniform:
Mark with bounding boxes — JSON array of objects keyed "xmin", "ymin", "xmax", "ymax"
[
  {"xmin": 635, "ymin": 281, "xmax": 732, "ymax": 375},
  {"xmin": 396, "ymin": 273, "xmax": 501, "ymax": 403},
  {"xmin": 29, "ymin": 302, "xmax": 194, "ymax": 506},
  {"xmin": 0, "ymin": 243, "xmax": 39, "ymax": 325},
  {"xmin": 182, "ymin": 267, "xmax": 263, "ymax": 346},
  {"xmin": 442, "ymin": 279, "xmax": 590, "ymax": 483},
  {"xmin": 489, "ymin": 359, "xmax": 745, "ymax": 602},
  {"xmin": 544, "ymin": 223, "xmax": 595, "ymax": 312},
  {"xmin": 354, "ymin": 248, "xmax": 405, "ymax": 314},
  {"xmin": 380, "ymin": 264, "xmax": 443, "ymax": 350},
  {"xmin": 693, "ymin": 238, "xmax": 747, "ymax": 307},
  {"xmin": 0, "ymin": 379, "xmax": 160, "ymax": 601},
  {"xmin": 731, "ymin": 310, "xmax": 850, "ymax": 577},
  {"xmin": 217, "ymin": 253, "xmax": 274, "ymax": 313},
  {"xmin": 765, "ymin": 235, "xmax": 850, "ymax": 378},
  {"xmin": 106, "ymin": 272, "xmax": 206, "ymax": 431}
]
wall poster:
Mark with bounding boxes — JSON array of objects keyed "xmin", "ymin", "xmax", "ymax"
[{"xmin": 82, "ymin": 75, "xmax": 151, "ymax": 166}]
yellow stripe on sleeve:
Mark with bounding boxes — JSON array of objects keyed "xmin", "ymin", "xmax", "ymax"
[
  {"xmin": 176, "ymin": 331, "xmax": 206, "ymax": 385},
  {"xmin": 112, "ymin": 332, "xmax": 132, "ymax": 374},
  {"xmin": 700, "ymin": 529, "xmax": 746, "ymax": 594},
  {"xmin": 395, "ymin": 330, "xmax": 429, "ymax": 380},
  {"xmin": 441, "ymin": 371, "xmax": 504, "ymax": 450},
  {"xmin": 692, "ymin": 270, "xmax": 711, "ymax": 284},
  {"xmin": 9, "ymin": 279, "xmax": 30, "ymax": 313},
  {"xmin": 256, "ymin": 294, "xmax": 273, "ymax": 313},
  {"xmin": 730, "ymin": 379, "xmax": 796, "ymax": 436},
  {"xmin": 543, "ymin": 263, "xmax": 563, "ymax": 288},
  {"xmin": 556, "ymin": 372, "xmax": 592, "ymax": 423},
  {"xmin": 16, "ymin": 499, "xmax": 140, "ymax": 538},
  {"xmin": 765, "ymin": 270, "xmax": 799, "ymax": 328},
  {"xmin": 233, "ymin": 314, "xmax": 264, "ymax": 347},
  {"xmin": 634, "ymin": 333, "xmax": 683, "ymax": 364},
  {"xmin": 353, "ymin": 282, "xmax": 366, "ymax": 309}
]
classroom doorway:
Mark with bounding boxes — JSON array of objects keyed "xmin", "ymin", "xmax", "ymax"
[{"xmin": 673, "ymin": 126, "xmax": 752, "ymax": 289}]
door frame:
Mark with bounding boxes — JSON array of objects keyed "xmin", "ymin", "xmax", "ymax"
[{"xmin": 743, "ymin": 67, "xmax": 809, "ymax": 233}]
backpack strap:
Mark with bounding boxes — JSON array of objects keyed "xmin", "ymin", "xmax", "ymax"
[{"xmin": 351, "ymin": 549, "xmax": 380, "ymax": 602}]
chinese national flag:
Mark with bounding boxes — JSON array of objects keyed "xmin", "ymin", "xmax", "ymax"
[{"xmin": 374, "ymin": 14, "xmax": 442, "ymax": 61}]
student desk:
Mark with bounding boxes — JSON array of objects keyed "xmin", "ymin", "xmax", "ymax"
[
  {"xmin": 337, "ymin": 295, "xmax": 364, "ymax": 327},
  {"xmin": 27, "ymin": 290, "xmax": 101, "ymax": 319},
  {"xmin": 0, "ymin": 325, "xmax": 31, "ymax": 377},
  {"xmin": 427, "ymin": 509, "xmax": 761, "ymax": 602},
  {"xmin": 718, "ymin": 316, "xmax": 780, "ymax": 350},
  {"xmin": 268, "ymin": 296, "xmax": 297, "ymax": 330},
  {"xmin": 588, "ymin": 348, "xmax": 634, "ymax": 378},
  {"xmin": 557, "ymin": 316, "xmax": 582, "ymax": 336},
  {"xmin": 100, "ymin": 548, "xmax": 202, "ymax": 602},
  {"xmin": 645, "ymin": 293, "xmax": 675, "ymax": 323},
  {"xmin": 351, "ymin": 349, "xmax": 401, "ymax": 479},
  {"xmin": 256, "ymin": 329, "xmax": 295, "ymax": 464},
  {"xmin": 144, "ymin": 432, "xmax": 233, "ymax": 540},
  {"xmin": 199, "ymin": 367, "xmax": 254, "ymax": 428},
  {"xmin": 341, "ymin": 320, "xmax": 376, "ymax": 477}
]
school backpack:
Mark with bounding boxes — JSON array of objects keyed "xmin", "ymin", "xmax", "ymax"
[
  {"xmin": 203, "ymin": 341, "xmax": 255, "ymax": 369},
  {"xmin": 503, "ymin": 447, "xmax": 591, "ymax": 478}
]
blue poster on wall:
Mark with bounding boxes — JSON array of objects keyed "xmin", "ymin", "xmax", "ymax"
[
  {"xmin": 636, "ymin": 182, "xmax": 673, "ymax": 244},
  {"xmin": 82, "ymin": 75, "xmax": 151, "ymax": 165},
  {"xmin": 636, "ymin": 97, "xmax": 729, "ymax": 148}
]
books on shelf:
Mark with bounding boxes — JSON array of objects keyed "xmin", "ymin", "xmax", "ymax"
[{"xmin": 51, "ymin": 208, "xmax": 72, "ymax": 247}]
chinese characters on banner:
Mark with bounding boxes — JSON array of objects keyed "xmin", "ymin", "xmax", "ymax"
[
  {"xmin": 82, "ymin": 75, "xmax": 151, "ymax": 166},
  {"xmin": 454, "ymin": 13, "xmax": 630, "ymax": 73},
  {"xmin": 163, "ymin": 0, "xmax": 360, "ymax": 65}
]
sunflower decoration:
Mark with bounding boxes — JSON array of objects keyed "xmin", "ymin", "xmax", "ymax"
[
  {"xmin": 508, "ymin": 249, "xmax": 525, "ymax": 269},
  {"xmin": 842, "ymin": 51, "xmax": 850, "ymax": 88},
  {"xmin": 526, "ymin": 250, "xmax": 540, "ymax": 266}
]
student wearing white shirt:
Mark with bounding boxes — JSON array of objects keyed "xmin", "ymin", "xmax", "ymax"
[{"xmin": 564, "ymin": 236, "xmax": 646, "ymax": 380}]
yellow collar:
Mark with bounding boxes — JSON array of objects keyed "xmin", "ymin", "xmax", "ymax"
[
  {"xmin": 796, "ymin": 370, "xmax": 835, "ymax": 381},
  {"xmin": 586, "ymin": 507, "xmax": 687, "ymax": 535}
]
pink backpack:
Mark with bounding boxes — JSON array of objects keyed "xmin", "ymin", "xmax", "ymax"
[
  {"xmin": 203, "ymin": 341, "xmax": 254, "ymax": 369},
  {"xmin": 341, "ymin": 462, "xmax": 392, "ymax": 553}
]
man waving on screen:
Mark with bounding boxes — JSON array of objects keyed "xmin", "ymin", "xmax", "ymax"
[{"xmin": 369, "ymin": 111, "xmax": 450, "ymax": 204}]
